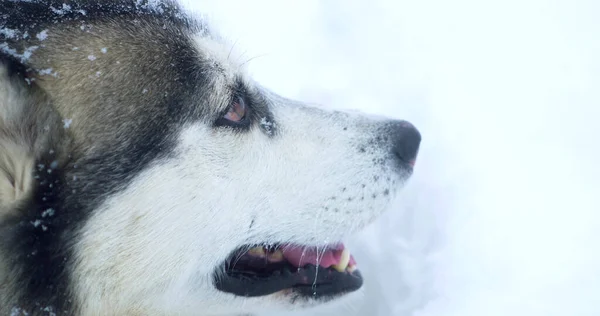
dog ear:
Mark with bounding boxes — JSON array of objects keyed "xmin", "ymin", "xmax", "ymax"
[
  {"xmin": 0, "ymin": 140, "xmax": 34, "ymax": 215},
  {"xmin": 0, "ymin": 54, "xmax": 68, "ymax": 219}
]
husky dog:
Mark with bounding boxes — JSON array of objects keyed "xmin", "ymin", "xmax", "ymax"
[{"xmin": 0, "ymin": 1, "xmax": 421, "ymax": 315}]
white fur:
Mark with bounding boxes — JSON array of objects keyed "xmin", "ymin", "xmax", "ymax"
[{"xmin": 71, "ymin": 34, "xmax": 409, "ymax": 316}]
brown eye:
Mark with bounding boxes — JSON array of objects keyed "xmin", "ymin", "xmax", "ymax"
[{"xmin": 224, "ymin": 96, "xmax": 247, "ymax": 122}]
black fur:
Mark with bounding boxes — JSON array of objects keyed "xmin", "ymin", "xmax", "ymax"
[
  {"xmin": 0, "ymin": 1, "xmax": 280, "ymax": 313},
  {"xmin": 0, "ymin": 1, "xmax": 201, "ymax": 314},
  {"xmin": 0, "ymin": 52, "xmax": 183, "ymax": 316},
  {"xmin": 0, "ymin": 0, "xmax": 194, "ymax": 39}
]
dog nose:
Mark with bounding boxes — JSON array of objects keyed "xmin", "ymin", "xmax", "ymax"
[{"xmin": 390, "ymin": 120, "xmax": 421, "ymax": 167}]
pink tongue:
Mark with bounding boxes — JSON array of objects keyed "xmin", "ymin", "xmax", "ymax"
[{"xmin": 281, "ymin": 244, "xmax": 357, "ymax": 268}]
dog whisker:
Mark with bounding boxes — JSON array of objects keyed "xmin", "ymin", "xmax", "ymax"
[{"xmin": 239, "ymin": 54, "xmax": 268, "ymax": 68}]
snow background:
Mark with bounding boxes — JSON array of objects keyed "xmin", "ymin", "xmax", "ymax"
[{"xmin": 181, "ymin": 0, "xmax": 600, "ymax": 315}]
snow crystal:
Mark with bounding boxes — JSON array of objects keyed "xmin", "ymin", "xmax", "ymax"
[
  {"xmin": 0, "ymin": 28, "xmax": 18, "ymax": 39},
  {"xmin": 260, "ymin": 117, "xmax": 274, "ymax": 136},
  {"xmin": 42, "ymin": 208, "xmax": 56, "ymax": 218},
  {"xmin": 31, "ymin": 219, "xmax": 42, "ymax": 228},
  {"xmin": 72, "ymin": 47, "xmax": 80, "ymax": 51},
  {"xmin": 101, "ymin": 47, "xmax": 108, "ymax": 54},
  {"xmin": 36, "ymin": 29, "xmax": 49, "ymax": 41},
  {"xmin": 21, "ymin": 46, "xmax": 37, "ymax": 61},
  {"xmin": 63, "ymin": 118, "xmax": 73, "ymax": 128},
  {"xmin": 0, "ymin": 44, "xmax": 17, "ymax": 57},
  {"xmin": 10, "ymin": 307, "xmax": 24, "ymax": 316},
  {"xmin": 42, "ymin": 306, "xmax": 56, "ymax": 316},
  {"xmin": 142, "ymin": 88, "xmax": 149, "ymax": 94},
  {"xmin": 0, "ymin": 44, "xmax": 39, "ymax": 63},
  {"xmin": 50, "ymin": 3, "xmax": 72, "ymax": 15},
  {"xmin": 95, "ymin": 71, "xmax": 102, "ymax": 77},
  {"xmin": 39, "ymin": 68, "xmax": 58, "ymax": 77},
  {"xmin": 49, "ymin": 160, "xmax": 59, "ymax": 169},
  {"xmin": 87, "ymin": 55, "xmax": 97, "ymax": 61}
]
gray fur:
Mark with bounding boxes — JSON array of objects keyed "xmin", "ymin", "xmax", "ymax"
[{"xmin": 0, "ymin": 1, "xmax": 420, "ymax": 315}]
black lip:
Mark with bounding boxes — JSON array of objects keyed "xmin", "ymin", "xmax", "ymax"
[
  {"xmin": 213, "ymin": 246, "xmax": 363, "ymax": 298},
  {"xmin": 214, "ymin": 262, "xmax": 363, "ymax": 298},
  {"xmin": 292, "ymin": 264, "xmax": 363, "ymax": 298}
]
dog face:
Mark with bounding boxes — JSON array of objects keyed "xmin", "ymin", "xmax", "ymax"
[{"xmin": 0, "ymin": 1, "xmax": 420, "ymax": 315}]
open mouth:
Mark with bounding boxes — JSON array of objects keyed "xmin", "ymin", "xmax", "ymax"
[{"xmin": 214, "ymin": 243, "xmax": 362, "ymax": 298}]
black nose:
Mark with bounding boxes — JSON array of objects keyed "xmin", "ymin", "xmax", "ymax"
[{"xmin": 389, "ymin": 120, "xmax": 421, "ymax": 166}]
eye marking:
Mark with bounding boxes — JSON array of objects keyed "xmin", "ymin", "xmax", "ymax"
[{"xmin": 223, "ymin": 96, "xmax": 247, "ymax": 123}]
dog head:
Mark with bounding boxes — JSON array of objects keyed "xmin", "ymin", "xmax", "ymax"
[{"xmin": 0, "ymin": 1, "xmax": 420, "ymax": 315}]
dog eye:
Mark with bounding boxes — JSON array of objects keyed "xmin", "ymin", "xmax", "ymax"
[{"xmin": 223, "ymin": 96, "xmax": 247, "ymax": 122}]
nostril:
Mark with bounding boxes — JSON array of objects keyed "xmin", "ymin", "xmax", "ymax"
[{"xmin": 390, "ymin": 120, "xmax": 421, "ymax": 166}]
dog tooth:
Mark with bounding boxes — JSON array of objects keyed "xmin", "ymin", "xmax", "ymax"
[
  {"xmin": 268, "ymin": 249, "xmax": 284, "ymax": 262},
  {"xmin": 332, "ymin": 248, "xmax": 350, "ymax": 272},
  {"xmin": 247, "ymin": 246, "xmax": 266, "ymax": 257}
]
